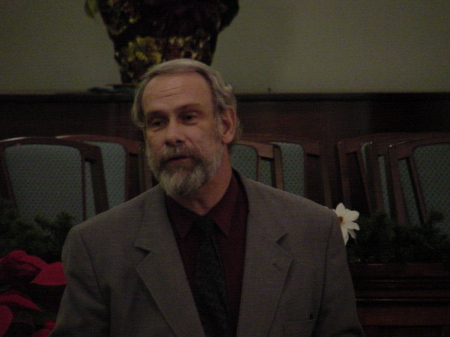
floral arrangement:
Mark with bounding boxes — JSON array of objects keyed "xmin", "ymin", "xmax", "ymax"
[
  {"xmin": 334, "ymin": 203, "xmax": 450, "ymax": 265},
  {"xmin": 84, "ymin": 0, "xmax": 240, "ymax": 35},
  {"xmin": 0, "ymin": 200, "xmax": 74, "ymax": 337},
  {"xmin": 83, "ymin": 0, "xmax": 239, "ymax": 83},
  {"xmin": 0, "ymin": 251, "xmax": 66, "ymax": 337}
]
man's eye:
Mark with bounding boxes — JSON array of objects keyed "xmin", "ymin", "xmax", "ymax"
[
  {"xmin": 148, "ymin": 119, "xmax": 163, "ymax": 128},
  {"xmin": 182, "ymin": 113, "xmax": 197, "ymax": 122}
]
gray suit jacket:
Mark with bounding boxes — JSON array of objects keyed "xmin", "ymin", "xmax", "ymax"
[{"xmin": 51, "ymin": 176, "xmax": 364, "ymax": 336}]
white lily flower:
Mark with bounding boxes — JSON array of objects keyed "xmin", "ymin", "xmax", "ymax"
[{"xmin": 334, "ymin": 203, "xmax": 360, "ymax": 244}]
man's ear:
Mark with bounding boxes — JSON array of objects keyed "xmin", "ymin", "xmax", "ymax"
[{"xmin": 219, "ymin": 107, "xmax": 237, "ymax": 145}]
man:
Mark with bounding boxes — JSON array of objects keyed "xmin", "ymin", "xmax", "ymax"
[{"xmin": 51, "ymin": 59, "xmax": 364, "ymax": 336}]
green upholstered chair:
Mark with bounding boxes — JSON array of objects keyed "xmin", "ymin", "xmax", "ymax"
[
  {"xmin": 385, "ymin": 134, "xmax": 450, "ymax": 235},
  {"xmin": 240, "ymin": 134, "xmax": 332, "ymax": 207},
  {"xmin": 231, "ymin": 140, "xmax": 284, "ymax": 190},
  {"xmin": 337, "ymin": 132, "xmax": 445, "ymax": 216},
  {"xmin": 58, "ymin": 135, "xmax": 146, "ymax": 208},
  {"xmin": 0, "ymin": 137, "xmax": 108, "ymax": 224}
]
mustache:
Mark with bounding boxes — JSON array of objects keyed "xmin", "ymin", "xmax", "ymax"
[{"xmin": 157, "ymin": 146, "xmax": 201, "ymax": 166}]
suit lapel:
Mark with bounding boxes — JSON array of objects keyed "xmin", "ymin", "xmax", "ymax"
[
  {"xmin": 134, "ymin": 187, "xmax": 204, "ymax": 337},
  {"xmin": 236, "ymin": 180, "xmax": 293, "ymax": 337},
  {"xmin": 132, "ymin": 179, "xmax": 293, "ymax": 337}
]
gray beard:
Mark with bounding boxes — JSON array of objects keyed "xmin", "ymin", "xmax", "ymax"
[{"xmin": 146, "ymin": 141, "xmax": 224, "ymax": 197}]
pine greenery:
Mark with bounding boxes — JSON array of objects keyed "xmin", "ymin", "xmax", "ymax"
[
  {"xmin": 346, "ymin": 210, "xmax": 450, "ymax": 265},
  {"xmin": 0, "ymin": 199, "xmax": 74, "ymax": 263}
]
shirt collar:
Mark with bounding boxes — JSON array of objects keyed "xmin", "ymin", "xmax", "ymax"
[{"xmin": 166, "ymin": 173, "xmax": 240, "ymax": 240}]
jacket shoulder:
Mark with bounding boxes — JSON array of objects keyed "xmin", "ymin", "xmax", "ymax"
[
  {"xmin": 242, "ymin": 177, "xmax": 334, "ymax": 216},
  {"xmin": 72, "ymin": 186, "xmax": 165, "ymax": 233}
]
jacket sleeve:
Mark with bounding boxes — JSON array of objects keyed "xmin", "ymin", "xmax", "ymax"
[
  {"xmin": 313, "ymin": 213, "xmax": 365, "ymax": 337},
  {"xmin": 50, "ymin": 226, "xmax": 109, "ymax": 336}
]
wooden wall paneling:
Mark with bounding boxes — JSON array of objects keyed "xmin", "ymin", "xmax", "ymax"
[{"xmin": 351, "ymin": 263, "xmax": 450, "ymax": 337}]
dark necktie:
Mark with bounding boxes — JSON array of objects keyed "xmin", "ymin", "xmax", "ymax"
[{"xmin": 193, "ymin": 216, "xmax": 234, "ymax": 337}]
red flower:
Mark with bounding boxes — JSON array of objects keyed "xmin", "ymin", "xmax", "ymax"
[
  {"xmin": 0, "ymin": 305, "xmax": 13, "ymax": 336},
  {"xmin": 0, "ymin": 290, "xmax": 42, "ymax": 337},
  {"xmin": 0, "ymin": 251, "xmax": 66, "ymax": 336},
  {"xmin": 30, "ymin": 263, "xmax": 66, "ymax": 313},
  {"xmin": 0, "ymin": 290, "xmax": 41, "ymax": 312},
  {"xmin": 0, "ymin": 251, "xmax": 47, "ymax": 284},
  {"xmin": 31, "ymin": 321, "xmax": 56, "ymax": 337},
  {"xmin": 31, "ymin": 263, "xmax": 66, "ymax": 287}
]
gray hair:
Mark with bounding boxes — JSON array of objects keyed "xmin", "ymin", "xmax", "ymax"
[{"xmin": 131, "ymin": 59, "xmax": 242, "ymax": 144}]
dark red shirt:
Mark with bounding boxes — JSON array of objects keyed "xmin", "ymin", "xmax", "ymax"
[{"xmin": 166, "ymin": 173, "xmax": 248, "ymax": 329}]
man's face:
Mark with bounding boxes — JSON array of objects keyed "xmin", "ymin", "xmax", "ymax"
[{"xmin": 142, "ymin": 72, "xmax": 226, "ymax": 196}]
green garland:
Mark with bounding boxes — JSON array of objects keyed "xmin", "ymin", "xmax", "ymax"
[
  {"xmin": 2, "ymin": 198, "xmax": 449, "ymax": 266},
  {"xmin": 346, "ymin": 210, "xmax": 450, "ymax": 265},
  {"xmin": 0, "ymin": 199, "xmax": 74, "ymax": 263}
]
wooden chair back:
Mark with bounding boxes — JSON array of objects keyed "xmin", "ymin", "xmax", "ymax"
[
  {"xmin": 58, "ymin": 134, "xmax": 146, "ymax": 206},
  {"xmin": 240, "ymin": 134, "xmax": 332, "ymax": 207},
  {"xmin": 385, "ymin": 133, "xmax": 450, "ymax": 231},
  {"xmin": 0, "ymin": 137, "xmax": 108, "ymax": 224},
  {"xmin": 232, "ymin": 139, "xmax": 284, "ymax": 190},
  {"xmin": 337, "ymin": 132, "xmax": 445, "ymax": 215}
]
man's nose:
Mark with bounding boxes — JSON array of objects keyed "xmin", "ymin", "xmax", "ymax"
[{"xmin": 165, "ymin": 121, "xmax": 185, "ymax": 146}]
